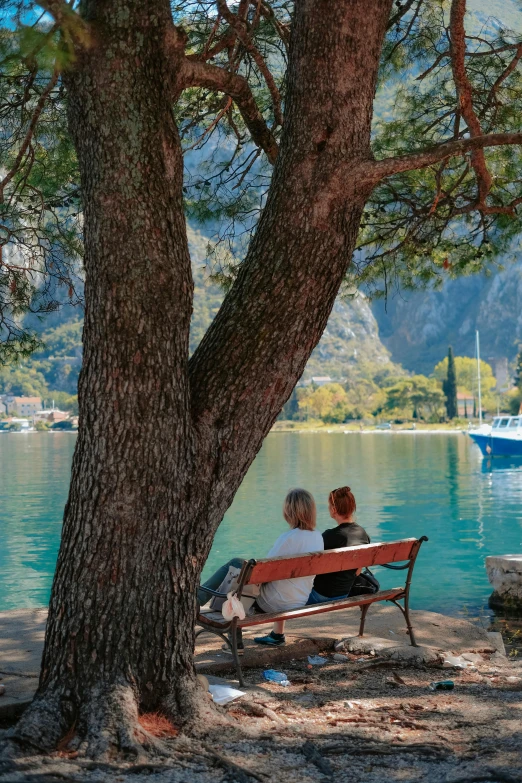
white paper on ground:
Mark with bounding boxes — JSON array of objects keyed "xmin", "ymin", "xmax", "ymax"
[
  {"xmin": 442, "ymin": 653, "xmax": 474, "ymax": 670},
  {"xmin": 208, "ymin": 684, "xmax": 246, "ymax": 705}
]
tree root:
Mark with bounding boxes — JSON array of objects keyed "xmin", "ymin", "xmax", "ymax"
[
  {"xmin": 72, "ymin": 681, "xmax": 169, "ymax": 759},
  {"xmin": 301, "ymin": 740, "xmax": 334, "ymax": 778},
  {"xmin": 175, "ymin": 738, "xmax": 268, "ymax": 782},
  {"xmin": 162, "ymin": 675, "xmax": 232, "ymax": 736},
  {"xmin": 4, "ymin": 689, "xmax": 72, "ymax": 754},
  {"xmin": 445, "ymin": 772, "xmax": 522, "ymax": 783},
  {"xmin": 1, "ymin": 671, "xmax": 239, "ymax": 762},
  {"xmin": 3, "ymin": 681, "xmax": 169, "ymax": 761},
  {"xmin": 322, "ymin": 740, "xmax": 449, "ymax": 757}
]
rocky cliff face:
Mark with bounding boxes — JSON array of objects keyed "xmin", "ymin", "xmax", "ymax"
[
  {"xmin": 22, "ymin": 223, "xmax": 521, "ymax": 391},
  {"xmin": 303, "ymin": 295, "xmax": 392, "ymax": 381},
  {"xmin": 188, "ymin": 226, "xmax": 393, "ymax": 382},
  {"xmin": 372, "ymin": 259, "xmax": 522, "ymax": 375}
]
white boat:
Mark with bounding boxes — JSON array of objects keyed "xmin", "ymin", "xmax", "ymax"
[{"xmin": 469, "ymin": 415, "xmax": 522, "ymax": 457}]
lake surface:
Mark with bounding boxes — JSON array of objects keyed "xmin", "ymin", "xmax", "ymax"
[{"xmin": 1, "ymin": 431, "xmax": 522, "ymax": 616}]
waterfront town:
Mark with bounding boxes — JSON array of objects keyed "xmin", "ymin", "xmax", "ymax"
[{"xmin": 0, "ymin": 395, "xmax": 76, "ymax": 430}]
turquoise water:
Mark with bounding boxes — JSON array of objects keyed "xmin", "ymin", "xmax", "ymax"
[{"xmin": 1, "ymin": 431, "xmax": 522, "ymax": 615}]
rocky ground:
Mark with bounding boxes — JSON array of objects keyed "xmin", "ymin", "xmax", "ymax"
[{"xmin": 1, "ymin": 642, "xmax": 522, "ymax": 783}]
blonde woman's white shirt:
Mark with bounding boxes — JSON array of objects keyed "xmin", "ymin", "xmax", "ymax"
[{"xmin": 256, "ymin": 528, "xmax": 324, "ymax": 613}]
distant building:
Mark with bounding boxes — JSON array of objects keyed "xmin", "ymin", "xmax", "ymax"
[
  {"xmin": 0, "ymin": 396, "xmax": 41, "ymax": 416},
  {"xmin": 34, "ymin": 409, "xmax": 69, "ymax": 423},
  {"xmin": 310, "ymin": 376, "xmax": 334, "ymax": 386},
  {"xmin": 457, "ymin": 392, "xmax": 474, "ymax": 418}
]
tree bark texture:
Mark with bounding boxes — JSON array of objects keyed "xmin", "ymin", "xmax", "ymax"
[{"xmin": 11, "ymin": 0, "xmax": 393, "ymax": 757}]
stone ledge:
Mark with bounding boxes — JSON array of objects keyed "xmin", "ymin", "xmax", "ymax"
[
  {"xmin": 339, "ymin": 636, "xmax": 441, "ymax": 665},
  {"xmin": 486, "ymin": 554, "xmax": 522, "ymax": 610}
]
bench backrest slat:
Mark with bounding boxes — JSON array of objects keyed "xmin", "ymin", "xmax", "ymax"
[{"xmin": 245, "ymin": 538, "xmax": 418, "ymax": 585}]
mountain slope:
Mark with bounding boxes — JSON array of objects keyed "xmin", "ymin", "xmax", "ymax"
[{"xmin": 7, "ymin": 225, "xmax": 394, "ymax": 395}]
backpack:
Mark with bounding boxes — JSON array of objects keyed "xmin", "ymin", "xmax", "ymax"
[{"xmin": 349, "ymin": 568, "xmax": 380, "ymax": 597}]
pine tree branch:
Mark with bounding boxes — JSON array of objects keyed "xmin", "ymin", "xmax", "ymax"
[
  {"xmin": 371, "ymin": 132, "xmax": 522, "ymax": 182},
  {"xmin": 181, "ymin": 59, "xmax": 279, "ymax": 163},
  {"xmin": 35, "ymin": 1, "xmax": 89, "ymax": 46},
  {"xmin": 449, "ymin": 0, "xmax": 492, "ymax": 208},
  {"xmin": 215, "ymin": 0, "xmax": 284, "ymax": 126},
  {"xmin": 482, "ymin": 43, "xmax": 522, "ymax": 117},
  {"xmin": 387, "ymin": 0, "xmax": 420, "ymax": 31},
  {"xmin": 249, "ymin": 0, "xmax": 290, "ymax": 48},
  {"xmin": 0, "ymin": 66, "xmax": 60, "ymax": 202},
  {"xmin": 372, "ymin": 0, "xmax": 522, "ymax": 214}
]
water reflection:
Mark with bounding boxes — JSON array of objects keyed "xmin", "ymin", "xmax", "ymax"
[{"xmin": 481, "ymin": 455, "xmax": 522, "ymax": 473}]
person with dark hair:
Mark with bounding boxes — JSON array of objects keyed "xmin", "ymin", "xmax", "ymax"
[{"xmin": 307, "ymin": 486, "xmax": 371, "ymax": 605}]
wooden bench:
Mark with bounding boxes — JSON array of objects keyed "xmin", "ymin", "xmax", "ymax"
[{"xmin": 196, "ymin": 536, "xmax": 428, "ymax": 685}]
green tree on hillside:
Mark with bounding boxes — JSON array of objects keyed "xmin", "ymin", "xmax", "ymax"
[
  {"xmin": 0, "ymin": 365, "xmax": 48, "ymax": 397},
  {"xmin": 384, "ymin": 375, "xmax": 445, "ymax": 420},
  {"xmin": 442, "ymin": 347, "xmax": 458, "ymax": 420},
  {"xmin": 47, "ymin": 391, "xmax": 79, "ymax": 415},
  {"xmin": 297, "ymin": 383, "xmax": 350, "ymax": 422},
  {"xmin": 296, "ymin": 379, "xmax": 387, "ymax": 422},
  {"xmin": 434, "ymin": 356, "xmax": 496, "ymax": 396},
  {"xmin": 508, "ymin": 345, "xmax": 522, "ymax": 414}
]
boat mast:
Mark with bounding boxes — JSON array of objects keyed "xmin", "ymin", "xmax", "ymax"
[{"xmin": 476, "ymin": 330, "xmax": 483, "ymax": 425}]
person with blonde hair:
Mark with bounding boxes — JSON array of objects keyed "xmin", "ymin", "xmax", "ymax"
[
  {"xmin": 198, "ymin": 488, "xmax": 323, "ymax": 651},
  {"xmin": 252, "ymin": 487, "xmax": 323, "ymax": 646}
]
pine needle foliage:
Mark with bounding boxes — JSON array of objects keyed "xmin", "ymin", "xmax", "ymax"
[{"xmin": 3, "ymin": 1, "xmax": 522, "ymax": 359}]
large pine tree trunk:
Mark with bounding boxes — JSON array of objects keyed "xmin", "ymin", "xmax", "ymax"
[
  {"xmin": 14, "ymin": 0, "xmax": 206, "ymax": 755},
  {"xmin": 12, "ymin": 0, "xmax": 392, "ymax": 757}
]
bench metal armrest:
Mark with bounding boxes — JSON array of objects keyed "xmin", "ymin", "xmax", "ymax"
[
  {"xmin": 197, "ymin": 587, "xmax": 229, "ymax": 598},
  {"xmin": 375, "ymin": 537, "xmax": 428, "ymax": 571}
]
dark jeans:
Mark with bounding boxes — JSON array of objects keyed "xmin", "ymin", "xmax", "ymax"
[{"xmin": 306, "ymin": 587, "xmax": 349, "ymax": 605}]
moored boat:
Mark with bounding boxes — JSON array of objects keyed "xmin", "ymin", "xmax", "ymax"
[{"xmin": 469, "ymin": 415, "xmax": 522, "ymax": 457}]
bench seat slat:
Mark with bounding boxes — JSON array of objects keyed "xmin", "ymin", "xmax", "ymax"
[
  {"xmin": 246, "ymin": 539, "xmax": 417, "ymax": 584},
  {"xmin": 199, "ymin": 587, "xmax": 405, "ymax": 629}
]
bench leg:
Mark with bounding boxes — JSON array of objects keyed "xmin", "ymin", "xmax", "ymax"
[
  {"xmin": 195, "ymin": 624, "xmax": 245, "ymax": 686},
  {"xmin": 358, "ymin": 604, "xmax": 370, "ymax": 637},
  {"xmin": 389, "ymin": 598, "xmax": 418, "ymax": 647},
  {"xmin": 230, "ymin": 620, "xmax": 245, "ymax": 688},
  {"xmin": 403, "ymin": 597, "xmax": 417, "ymax": 647}
]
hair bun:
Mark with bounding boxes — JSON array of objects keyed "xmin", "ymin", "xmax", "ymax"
[{"xmin": 330, "ymin": 485, "xmax": 356, "ymax": 518}]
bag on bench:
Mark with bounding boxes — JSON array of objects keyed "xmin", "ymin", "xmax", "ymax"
[
  {"xmin": 209, "ymin": 564, "xmax": 260, "ymax": 614},
  {"xmin": 349, "ymin": 567, "xmax": 380, "ymax": 597}
]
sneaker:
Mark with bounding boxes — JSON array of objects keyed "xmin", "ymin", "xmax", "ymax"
[
  {"xmin": 221, "ymin": 631, "xmax": 244, "ymax": 655},
  {"xmin": 253, "ymin": 631, "xmax": 286, "ymax": 647},
  {"xmin": 221, "ymin": 642, "xmax": 244, "ymax": 655}
]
